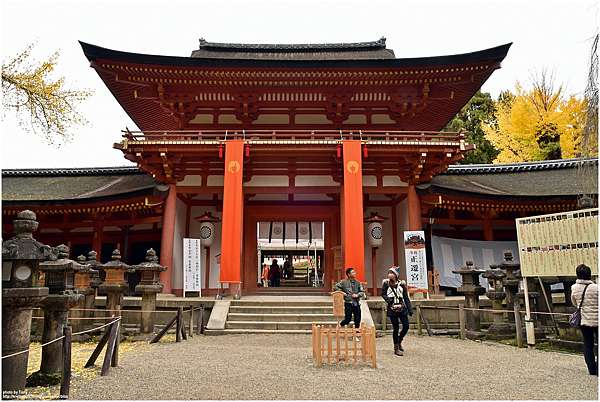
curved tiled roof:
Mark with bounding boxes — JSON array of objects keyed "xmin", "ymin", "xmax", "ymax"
[
  {"xmin": 2, "ymin": 166, "xmax": 140, "ymax": 177},
  {"xmin": 428, "ymin": 157, "xmax": 598, "ymax": 197}
]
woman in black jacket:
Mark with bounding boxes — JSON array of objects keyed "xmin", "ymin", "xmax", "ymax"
[{"xmin": 381, "ymin": 267, "xmax": 413, "ymax": 356}]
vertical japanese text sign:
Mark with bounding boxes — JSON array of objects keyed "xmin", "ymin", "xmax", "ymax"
[
  {"xmin": 403, "ymin": 231, "xmax": 428, "ymax": 290},
  {"xmin": 183, "ymin": 238, "xmax": 202, "ymax": 296}
]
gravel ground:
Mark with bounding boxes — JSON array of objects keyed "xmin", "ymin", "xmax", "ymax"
[{"xmin": 70, "ymin": 334, "xmax": 598, "ymax": 400}]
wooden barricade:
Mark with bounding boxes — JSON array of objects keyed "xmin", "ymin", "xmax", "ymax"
[{"xmin": 311, "ymin": 324, "xmax": 377, "ymax": 368}]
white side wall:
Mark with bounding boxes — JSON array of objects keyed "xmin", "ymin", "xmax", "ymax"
[
  {"xmin": 188, "ymin": 206, "xmax": 224, "ymax": 289},
  {"xmin": 363, "ymin": 206, "xmax": 395, "ymax": 289},
  {"xmin": 171, "ymin": 198, "xmax": 187, "ymax": 290}
]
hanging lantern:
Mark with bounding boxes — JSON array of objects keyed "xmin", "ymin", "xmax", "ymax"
[
  {"xmin": 364, "ymin": 212, "xmax": 387, "ymax": 248},
  {"xmin": 194, "ymin": 211, "xmax": 221, "ymax": 247}
]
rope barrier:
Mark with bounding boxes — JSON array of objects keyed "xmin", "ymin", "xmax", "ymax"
[
  {"xmin": 31, "ymin": 316, "xmax": 119, "ymax": 320},
  {"xmin": 1, "ymin": 318, "xmax": 122, "ymax": 360},
  {"xmin": 72, "ymin": 317, "xmax": 121, "ymax": 336},
  {"xmin": 2, "ymin": 336, "xmax": 65, "ymax": 360},
  {"xmin": 418, "ymin": 304, "xmax": 573, "ymax": 316}
]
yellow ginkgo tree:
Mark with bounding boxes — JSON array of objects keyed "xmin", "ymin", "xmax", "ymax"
[
  {"xmin": 2, "ymin": 43, "xmax": 93, "ymax": 144},
  {"xmin": 483, "ymin": 71, "xmax": 589, "ymax": 163}
]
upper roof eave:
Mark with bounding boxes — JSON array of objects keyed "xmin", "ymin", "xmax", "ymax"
[{"xmin": 79, "ymin": 41, "xmax": 512, "ymax": 69}]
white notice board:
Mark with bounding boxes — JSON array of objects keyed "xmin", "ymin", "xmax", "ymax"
[
  {"xmin": 183, "ymin": 238, "xmax": 202, "ymax": 295},
  {"xmin": 404, "ymin": 230, "xmax": 429, "ymax": 291}
]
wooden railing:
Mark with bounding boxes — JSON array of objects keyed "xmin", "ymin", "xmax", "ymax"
[
  {"xmin": 311, "ymin": 324, "xmax": 377, "ymax": 368},
  {"xmin": 121, "ymin": 128, "xmax": 464, "ymax": 144}
]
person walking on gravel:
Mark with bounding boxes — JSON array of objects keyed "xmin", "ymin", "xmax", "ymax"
[
  {"xmin": 335, "ymin": 268, "xmax": 365, "ymax": 329},
  {"xmin": 571, "ymin": 264, "xmax": 598, "ymax": 376},
  {"xmin": 381, "ymin": 267, "xmax": 412, "ymax": 356}
]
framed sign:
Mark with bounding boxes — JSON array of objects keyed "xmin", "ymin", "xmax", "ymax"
[
  {"xmin": 183, "ymin": 238, "xmax": 202, "ymax": 296},
  {"xmin": 404, "ymin": 230, "xmax": 428, "ymax": 291},
  {"xmin": 516, "ymin": 208, "xmax": 598, "ymax": 277}
]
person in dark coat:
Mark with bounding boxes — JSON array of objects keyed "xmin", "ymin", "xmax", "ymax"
[
  {"xmin": 381, "ymin": 267, "xmax": 413, "ymax": 356},
  {"xmin": 269, "ymin": 259, "xmax": 281, "ymax": 287},
  {"xmin": 283, "ymin": 257, "xmax": 293, "ymax": 280}
]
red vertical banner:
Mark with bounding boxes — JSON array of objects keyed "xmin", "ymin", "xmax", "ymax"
[
  {"xmin": 219, "ymin": 140, "xmax": 244, "ymax": 284},
  {"xmin": 342, "ymin": 140, "xmax": 365, "ymax": 281}
]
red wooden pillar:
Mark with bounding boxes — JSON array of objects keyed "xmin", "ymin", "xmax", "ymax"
[
  {"xmin": 341, "ymin": 140, "xmax": 365, "ymax": 282},
  {"xmin": 92, "ymin": 219, "xmax": 104, "ymax": 261},
  {"xmin": 407, "ymin": 184, "xmax": 422, "ymax": 231},
  {"xmin": 159, "ymin": 184, "xmax": 177, "ymax": 294},
  {"xmin": 483, "ymin": 219, "xmax": 494, "ymax": 241},
  {"xmin": 219, "ymin": 140, "xmax": 244, "ymax": 295}
]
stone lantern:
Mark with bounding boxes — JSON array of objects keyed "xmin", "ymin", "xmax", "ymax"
[
  {"xmin": 27, "ymin": 244, "xmax": 84, "ymax": 386},
  {"xmin": 482, "ymin": 267, "xmax": 512, "ymax": 339},
  {"xmin": 452, "ymin": 261, "xmax": 486, "ymax": 338},
  {"xmin": 1, "ymin": 210, "xmax": 51, "ymax": 392},
  {"xmin": 85, "ymin": 250, "xmax": 103, "ymax": 292},
  {"xmin": 73, "ymin": 255, "xmax": 99, "ymax": 336},
  {"xmin": 130, "ymin": 248, "xmax": 167, "ymax": 336},
  {"xmin": 98, "ymin": 249, "xmax": 129, "ymax": 315}
]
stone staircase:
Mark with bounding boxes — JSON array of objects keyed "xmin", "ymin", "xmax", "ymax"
[
  {"xmin": 252, "ymin": 286, "xmax": 328, "ymax": 297},
  {"xmin": 223, "ymin": 299, "xmax": 339, "ymax": 334}
]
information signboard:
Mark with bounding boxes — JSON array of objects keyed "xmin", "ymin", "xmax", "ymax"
[
  {"xmin": 403, "ymin": 230, "xmax": 428, "ymax": 291},
  {"xmin": 516, "ymin": 208, "xmax": 598, "ymax": 277},
  {"xmin": 183, "ymin": 238, "xmax": 202, "ymax": 296}
]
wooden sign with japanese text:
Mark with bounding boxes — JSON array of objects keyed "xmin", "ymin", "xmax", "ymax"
[
  {"xmin": 183, "ymin": 238, "xmax": 202, "ymax": 295},
  {"xmin": 404, "ymin": 231, "xmax": 428, "ymax": 291}
]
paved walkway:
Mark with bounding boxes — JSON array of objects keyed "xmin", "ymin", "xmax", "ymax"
[{"xmin": 71, "ymin": 334, "xmax": 597, "ymax": 400}]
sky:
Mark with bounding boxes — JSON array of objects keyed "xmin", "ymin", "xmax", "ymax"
[{"xmin": 1, "ymin": 0, "xmax": 598, "ymax": 169}]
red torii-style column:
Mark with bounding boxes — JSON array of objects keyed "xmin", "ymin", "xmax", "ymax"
[
  {"xmin": 219, "ymin": 140, "xmax": 244, "ymax": 297},
  {"xmin": 341, "ymin": 140, "xmax": 365, "ymax": 282},
  {"xmin": 159, "ymin": 184, "xmax": 177, "ymax": 294}
]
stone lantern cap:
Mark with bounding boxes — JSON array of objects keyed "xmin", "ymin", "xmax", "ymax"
[
  {"xmin": 482, "ymin": 268, "xmax": 507, "ymax": 280},
  {"xmin": 2, "ymin": 210, "xmax": 53, "ymax": 261},
  {"xmin": 452, "ymin": 260, "xmax": 486, "ymax": 275},
  {"xmin": 40, "ymin": 244, "xmax": 88, "ymax": 273},
  {"xmin": 452, "ymin": 261, "xmax": 486, "ymax": 295},
  {"xmin": 131, "ymin": 249, "xmax": 166, "ymax": 290},
  {"xmin": 129, "ymin": 248, "xmax": 167, "ymax": 273},
  {"xmin": 84, "ymin": 251, "xmax": 103, "ymax": 288}
]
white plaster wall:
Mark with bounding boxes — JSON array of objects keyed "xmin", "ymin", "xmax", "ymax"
[
  {"xmin": 244, "ymin": 175, "xmax": 289, "ymax": 186},
  {"xmin": 171, "ymin": 198, "xmax": 187, "ymax": 290},
  {"xmin": 188, "ymin": 206, "xmax": 224, "ymax": 289},
  {"xmin": 363, "ymin": 206, "xmax": 395, "ymax": 289},
  {"xmin": 177, "ymin": 175, "xmax": 202, "ymax": 187},
  {"xmin": 294, "ymin": 176, "xmax": 339, "ymax": 186}
]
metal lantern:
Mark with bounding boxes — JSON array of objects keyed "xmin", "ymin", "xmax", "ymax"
[
  {"xmin": 2, "ymin": 210, "xmax": 53, "ymax": 289},
  {"xmin": 194, "ymin": 211, "xmax": 220, "ymax": 247},
  {"xmin": 39, "ymin": 244, "xmax": 88, "ymax": 294},
  {"xmin": 365, "ymin": 212, "xmax": 387, "ymax": 248}
]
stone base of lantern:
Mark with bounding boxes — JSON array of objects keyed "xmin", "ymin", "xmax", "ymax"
[
  {"xmin": 26, "ymin": 293, "xmax": 82, "ymax": 387},
  {"xmin": 2, "ymin": 287, "xmax": 49, "ymax": 393},
  {"xmin": 135, "ymin": 284, "xmax": 163, "ymax": 334}
]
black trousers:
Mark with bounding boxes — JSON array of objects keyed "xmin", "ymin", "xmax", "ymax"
[
  {"xmin": 340, "ymin": 303, "xmax": 361, "ymax": 328},
  {"xmin": 580, "ymin": 325, "xmax": 598, "ymax": 375},
  {"xmin": 389, "ymin": 312, "xmax": 409, "ymax": 345}
]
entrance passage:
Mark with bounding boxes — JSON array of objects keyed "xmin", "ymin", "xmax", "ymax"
[{"xmin": 257, "ymin": 221, "xmax": 325, "ymax": 289}]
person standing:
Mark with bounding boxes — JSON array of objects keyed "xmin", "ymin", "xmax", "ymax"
[
  {"xmin": 283, "ymin": 257, "xmax": 293, "ymax": 280},
  {"xmin": 335, "ymin": 268, "xmax": 365, "ymax": 328},
  {"xmin": 381, "ymin": 267, "xmax": 412, "ymax": 356},
  {"xmin": 261, "ymin": 263, "xmax": 270, "ymax": 288},
  {"xmin": 571, "ymin": 264, "xmax": 598, "ymax": 376},
  {"xmin": 269, "ymin": 259, "xmax": 281, "ymax": 287}
]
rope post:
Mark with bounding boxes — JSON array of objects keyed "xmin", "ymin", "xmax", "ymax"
[
  {"xmin": 514, "ymin": 303, "xmax": 524, "ymax": 348},
  {"xmin": 416, "ymin": 305, "xmax": 422, "ymax": 336},
  {"xmin": 59, "ymin": 326, "xmax": 72, "ymax": 399},
  {"xmin": 459, "ymin": 304, "xmax": 466, "ymax": 340},
  {"xmin": 381, "ymin": 304, "xmax": 387, "ymax": 331},
  {"xmin": 197, "ymin": 307, "xmax": 204, "ymax": 335},
  {"xmin": 176, "ymin": 308, "xmax": 182, "ymax": 343},
  {"xmin": 111, "ymin": 306, "xmax": 121, "ymax": 368},
  {"xmin": 189, "ymin": 305, "xmax": 194, "ymax": 338}
]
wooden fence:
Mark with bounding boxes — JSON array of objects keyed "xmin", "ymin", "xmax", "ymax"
[{"xmin": 311, "ymin": 324, "xmax": 377, "ymax": 368}]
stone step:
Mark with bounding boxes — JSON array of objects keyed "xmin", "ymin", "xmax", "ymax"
[
  {"xmin": 230, "ymin": 300, "xmax": 331, "ymax": 307},
  {"xmin": 252, "ymin": 292, "xmax": 327, "ymax": 297},
  {"xmin": 229, "ymin": 306, "xmax": 333, "ymax": 314},
  {"xmin": 227, "ymin": 313, "xmax": 335, "ymax": 322},
  {"xmin": 225, "ymin": 321, "xmax": 339, "ymax": 330},
  {"xmin": 208, "ymin": 329, "xmax": 313, "ymax": 335}
]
